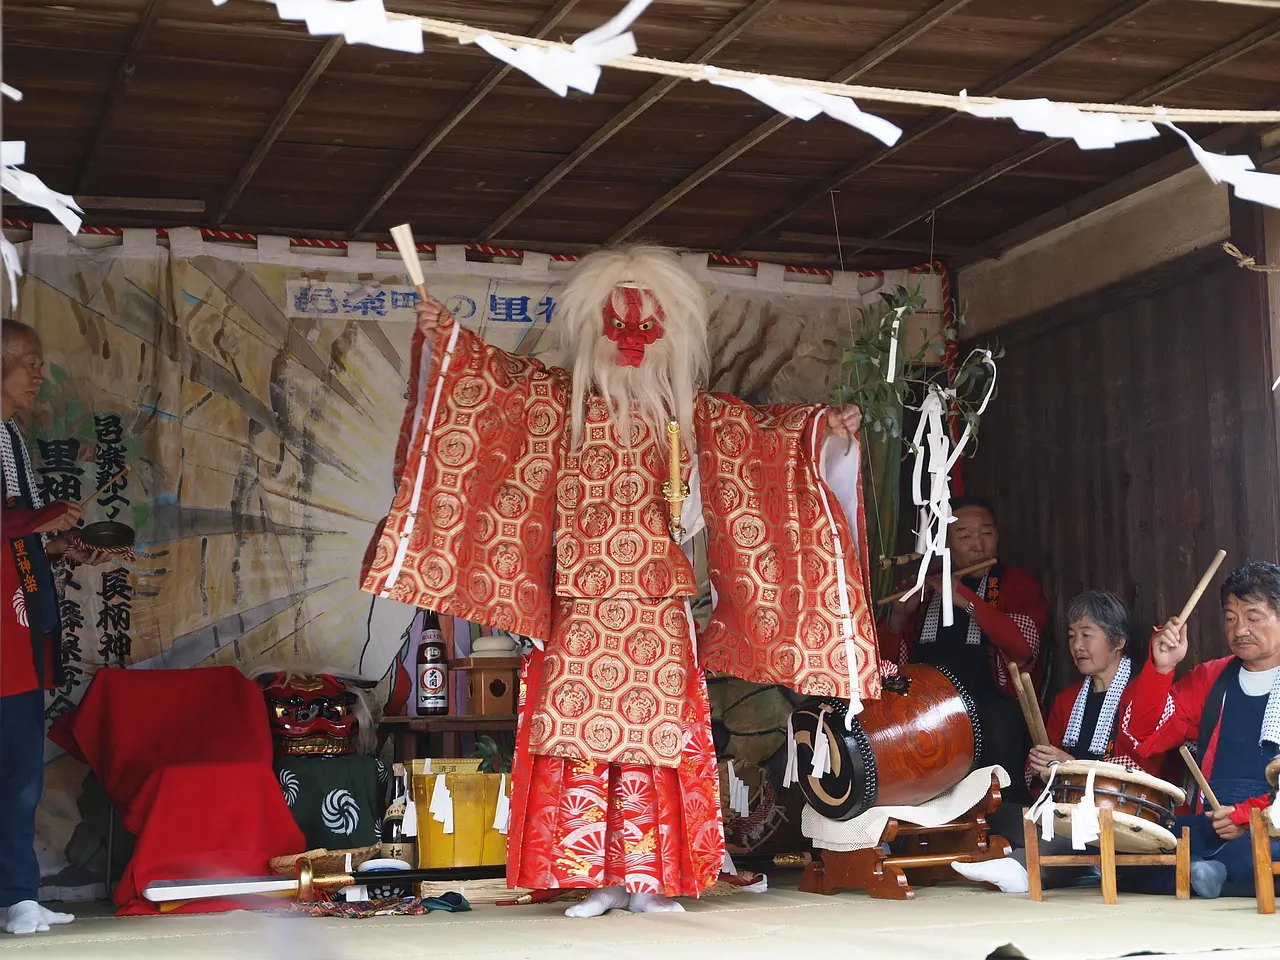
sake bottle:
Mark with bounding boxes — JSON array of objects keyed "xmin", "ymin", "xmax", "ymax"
[{"xmin": 417, "ymin": 612, "xmax": 449, "ymax": 716}]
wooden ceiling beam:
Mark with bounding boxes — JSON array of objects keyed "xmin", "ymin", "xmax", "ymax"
[
  {"xmin": 960, "ymin": 120, "xmax": 1267, "ymax": 263},
  {"xmin": 772, "ymin": 231, "xmax": 968, "ymax": 256},
  {"xmin": 350, "ymin": 0, "xmax": 582, "ymax": 236},
  {"xmin": 727, "ymin": 0, "xmax": 1163, "ymax": 253},
  {"xmin": 213, "ymin": 37, "xmax": 344, "ymax": 227},
  {"xmin": 603, "ymin": 0, "xmax": 977, "ymax": 246},
  {"xmin": 74, "ymin": 0, "xmax": 166, "ymax": 194},
  {"xmin": 481, "ymin": 0, "xmax": 782, "ymax": 243},
  {"xmin": 855, "ymin": 16, "xmax": 1280, "ymax": 254}
]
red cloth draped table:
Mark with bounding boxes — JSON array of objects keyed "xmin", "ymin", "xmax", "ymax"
[{"xmin": 49, "ymin": 666, "xmax": 306, "ymax": 915}]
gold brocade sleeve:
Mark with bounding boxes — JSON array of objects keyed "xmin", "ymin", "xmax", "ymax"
[
  {"xmin": 361, "ymin": 317, "xmax": 570, "ymax": 639},
  {"xmin": 693, "ymin": 393, "xmax": 881, "ymax": 704}
]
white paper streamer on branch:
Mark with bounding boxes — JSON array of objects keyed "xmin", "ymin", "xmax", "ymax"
[
  {"xmin": 884, "ymin": 305, "xmax": 908, "ymax": 385},
  {"xmin": 271, "ymin": 0, "xmax": 424, "ymax": 53},
  {"xmin": 899, "ymin": 349, "xmax": 998, "ymax": 626},
  {"xmin": 471, "ymin": 0, "xmax": 651, "ymax": 98},
  {"xmin": 959, "ymin": 92, "xmax": 1159, "ymax": 150},
  {"xmin": 707, "ymin": 70, "xmax": 901, "ymax": 146},
  {"xmin": 1164, "ymin": 123, "xmax": 1280, "ymax": 213}
]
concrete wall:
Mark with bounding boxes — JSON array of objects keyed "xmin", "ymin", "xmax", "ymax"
[{"xmin": 958, "ymin": 167, "xmax": 1230, "ymax": 336}]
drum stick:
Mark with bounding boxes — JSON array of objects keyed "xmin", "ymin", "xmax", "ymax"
[
  {"xmin": 1010, "ymin": 664, "xmax": 1050, "ymax": 747},
  {"xmin": 1174, "ymin": 549, "xmax": 1228, "ymax": 625},
  {"xmin": 390, "ymin": 223, "xmax": 429, "ymax": 303},
  {"xmin": 1179, "ymin": 745, "xmax": 1222, "ymax": 812},
  {"xmin": 1007, "ymin": 662, "xmax": 1040, "ymax": 744},
  {"xmin": 79, "ymin": 465, "xmax": 130, "ymax": 507},
  {"xmin": 876, "ymin": 558, "xmax": 998, "ymax": 605}
]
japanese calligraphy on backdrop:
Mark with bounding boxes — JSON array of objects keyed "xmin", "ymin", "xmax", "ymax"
[{"xmin": 4, "ymin": 225, "xmax": 942, "ymax": 886}]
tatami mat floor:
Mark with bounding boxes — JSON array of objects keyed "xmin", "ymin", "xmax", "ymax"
[{"xmin": 2, "ymin": 881, "xmax": 1279, "ymax": 960}]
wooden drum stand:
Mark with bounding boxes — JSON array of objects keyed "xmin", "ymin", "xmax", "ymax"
[{"xmin": 800, "ymin": 772, "xmax": 1010, "ymax": 899}]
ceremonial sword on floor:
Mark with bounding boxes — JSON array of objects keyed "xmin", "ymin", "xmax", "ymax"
[{"xmin": 143, "ymin": 859, "xmax": 504, "ymax": 903}]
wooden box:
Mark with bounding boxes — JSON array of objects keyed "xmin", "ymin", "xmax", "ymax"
[
  {"xmin": 412, "ymin": 772, "xmax": 511, "ymax": 869},
  {"xmin": 453, "ymin": 657, "xmax": 520, "ymax": 716}
]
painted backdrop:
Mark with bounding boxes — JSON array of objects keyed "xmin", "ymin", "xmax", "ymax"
[{"xmin": 6, "ymin": 225, "xmax": 942, "ymax": 890}]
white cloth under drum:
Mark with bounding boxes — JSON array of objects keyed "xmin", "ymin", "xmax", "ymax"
[{"xmin": 801, "ymin": 765, "xmax": 1011, "ymax": 852}]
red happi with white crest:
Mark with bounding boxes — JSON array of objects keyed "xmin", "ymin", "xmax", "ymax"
[{"xmin": 362, "ymin": 245, "xmax": 879, "ymax": 904}]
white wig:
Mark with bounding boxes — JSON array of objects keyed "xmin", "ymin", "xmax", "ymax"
[{"xmin": 548, "ymin": 245, "xmax": 709, "ymax": 453}]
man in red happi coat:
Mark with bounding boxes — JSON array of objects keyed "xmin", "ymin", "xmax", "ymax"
[{"xmin": 1, "ymin": 320, "xmax": 126, "ymax": 936}]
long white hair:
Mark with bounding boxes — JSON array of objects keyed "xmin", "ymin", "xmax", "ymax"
[{"xmin": 548, "ymin": 245, "xmax": 709, "ymax": 453}]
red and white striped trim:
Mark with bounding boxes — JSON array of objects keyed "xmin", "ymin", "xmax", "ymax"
[{"xmin": 2, "ymin": 218, "xmax": 951, "ymax": 283}]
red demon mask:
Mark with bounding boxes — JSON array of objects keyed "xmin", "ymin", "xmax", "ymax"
[
  {"xmin": 603, "ymin": 285, "xmax": 665, "ymax": 367},
  {"xmin": 261, "ymin": 672, "xmax": 359, "ymax": 756}
]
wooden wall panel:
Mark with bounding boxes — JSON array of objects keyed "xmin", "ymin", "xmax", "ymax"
[{"xmin": 963, "ymin": 213, "xmax": 1279, "ymax": 696}]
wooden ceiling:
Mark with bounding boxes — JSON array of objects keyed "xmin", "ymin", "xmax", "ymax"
[{"xmin": 5, "ymin": 0, "xmax": 1280, "ymax": 269}]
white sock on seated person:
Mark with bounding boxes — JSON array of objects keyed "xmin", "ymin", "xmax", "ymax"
[{"xmin": 950, "ymin": 858, "xmax": 1030, "ymax": 894}]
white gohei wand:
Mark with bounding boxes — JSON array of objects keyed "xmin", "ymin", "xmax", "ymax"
[{"xmin": 390, "ymin": 222, "xmax": 430, "ymax": 304}]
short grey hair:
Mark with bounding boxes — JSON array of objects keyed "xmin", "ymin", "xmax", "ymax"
[
  {"xmin": 2, "ymin": 318, "xmax": 39, "ymax": 372},
  {"xmin": 1065, "ymin": 590, "xmax": 1129, "ymax": 648}
]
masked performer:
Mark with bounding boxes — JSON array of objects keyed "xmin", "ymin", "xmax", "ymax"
[{"xmin": 363, "ymin": 246, "xmax": 879, "ymax": 917}]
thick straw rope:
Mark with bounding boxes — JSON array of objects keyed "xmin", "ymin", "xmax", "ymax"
[{"xmin": 240, "ymin": 0, "xmax": 1280, "ymax": 126}]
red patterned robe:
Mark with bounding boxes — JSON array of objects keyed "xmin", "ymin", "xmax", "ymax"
[{"xmin": 362, "ymin": 315, "xmax": 880, "ymax": 896}]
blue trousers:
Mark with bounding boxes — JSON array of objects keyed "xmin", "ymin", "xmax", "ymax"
[
  {"xmin": 0, "ymin": 690, "xmax": 44, "ymax": 907},
  {"xmin": 1120, "ymin": 809, "xmax": 1280, "ymax": 897}
]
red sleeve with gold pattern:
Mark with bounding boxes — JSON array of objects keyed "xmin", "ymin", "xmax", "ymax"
[
  {"xmin": 361, "ymin": 315, "xmax": 570, "ymax": 640},
  {"xmin": 694, "ymin": 394, "xmax": 881, "ymax": 704}
]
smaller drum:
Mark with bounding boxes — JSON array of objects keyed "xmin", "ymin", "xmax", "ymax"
[{"xmin": 1045, "ymin": 759, "xmax": 1185, "ymax": 853}]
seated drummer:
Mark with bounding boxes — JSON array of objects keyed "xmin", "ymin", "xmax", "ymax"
[
  {"xmin": 880, "ymin": 497, "xmax": 1048, "ymax": 812},
  {"xmin": 1124, "ymin": 560, "xmax": 1280, "ymax": 898},
  {"xmin": 952, "ymin": 590, "xmax": 1164, "ymax": 893},
  {"xmin": 1027, "ymin": 589, "xmax": 1159, "ymax": 782}
]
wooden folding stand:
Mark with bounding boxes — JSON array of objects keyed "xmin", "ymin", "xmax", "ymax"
[
  {"xmin": 1249, "ymin": 807, "xmax": 1280, "ymax": 914},
  {"xmin": 1023, "ymin": 806, "xmax": 1190, "ymax": 904},
  {"xmin": 800, "ymin": 772, "xmax": 1010, "ymax": 899}
]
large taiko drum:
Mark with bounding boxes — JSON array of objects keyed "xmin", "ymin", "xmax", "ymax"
[{"xmin": 789, "ymin": 664, "xmax": 981, "ymax": 821}]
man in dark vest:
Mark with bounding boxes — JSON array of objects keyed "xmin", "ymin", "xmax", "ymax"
[
  {"xmin": 879, "ymin": 496, "xmax": 1048, "ymax": 814},
  {"xmin": 1123, "ymin": 560, "xmax": 1280, "ymax": 898}
]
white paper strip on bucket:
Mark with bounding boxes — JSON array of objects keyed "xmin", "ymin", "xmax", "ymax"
[
  {"xmin": 493, "ymin": 774, "xmax": 511, "ymax": 835},
  {"xmin": 428, "ymin": 774, "xmax": 454, "ymax": 834}
]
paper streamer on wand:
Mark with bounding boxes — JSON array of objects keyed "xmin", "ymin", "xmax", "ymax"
[{"xmin": 390, "ymin": 223, "xmax": 429, "ymax": 302}]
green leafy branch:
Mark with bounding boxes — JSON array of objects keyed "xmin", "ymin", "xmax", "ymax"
[{"xmin": 829, "ymin": 285, "xmax": 1002, "ymax": 456}]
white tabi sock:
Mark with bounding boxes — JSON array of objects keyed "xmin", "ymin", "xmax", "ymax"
[
  {"xmin": 3, "ymin": 901, "xmax": 74, "ymax": 936},
  {"xmin": 628, "ymin": 892, "xmax": 685, "ymax": 914},
  {"xmin": 564, "ymin": 886, "xmax": 629, "ymax": 918},
  {"xmin": 950, "ymin": 858, "xmax": 1030, "ymax": 894}
]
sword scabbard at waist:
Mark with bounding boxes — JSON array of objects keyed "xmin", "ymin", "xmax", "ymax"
[{"xmin": 663, "ymin": 419, "xmax": 689, "ymax": 542}]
